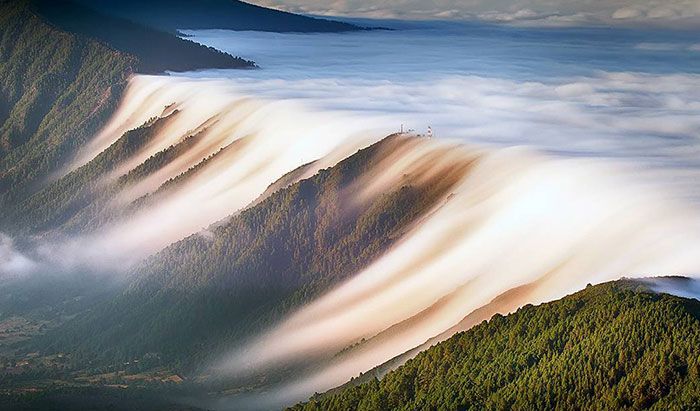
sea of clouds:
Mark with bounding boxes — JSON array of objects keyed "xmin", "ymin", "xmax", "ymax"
[{"xmin": 185, "ymin": 23, "xmax": 700, "ymax": 199}]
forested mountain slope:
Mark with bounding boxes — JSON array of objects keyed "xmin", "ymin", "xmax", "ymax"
[
  {"xmin": 293, "ymin": 279, "xmax": 700, "ymax": 410},
  {"xmin": 75, "ymin": 0, "xmax": 362, "ymax": 33},
  {"xmin": 34, "ymin": 136, "xmax": 466, "ymax": 368},
  {"xmin": 0, "ymin": 0, "xmax": 251, "ymax": 212},
  {"xmin": 2, "ymin": 112, "xmax": 181, "ymax": 233}
]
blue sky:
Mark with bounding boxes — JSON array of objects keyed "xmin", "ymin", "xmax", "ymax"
[{"xmin": 249, "ymin": 0, "xmax": 700, "ymax": 28}]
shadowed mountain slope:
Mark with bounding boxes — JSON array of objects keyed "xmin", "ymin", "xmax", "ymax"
[{"xmin": 75, "ymin": 0, "xmax": 363, "ymax": 33}]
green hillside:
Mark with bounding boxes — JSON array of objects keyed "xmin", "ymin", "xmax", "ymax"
[{"xmin": 293, "ymin": 280, "xmax": 700, "ymax": 410}]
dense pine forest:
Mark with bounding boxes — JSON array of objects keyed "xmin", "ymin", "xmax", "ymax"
[{"xmin": 292, "ymin": 280, "xmax": 700, "ymax": 410}]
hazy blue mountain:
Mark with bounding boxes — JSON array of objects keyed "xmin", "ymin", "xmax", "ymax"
[
  {"xmin": 32, "ymin": 0, "xmax": 254, "ymax": 73},
  {"xmin": 74, "ymin": 0, "xmax": 363, "ymax": 33}
]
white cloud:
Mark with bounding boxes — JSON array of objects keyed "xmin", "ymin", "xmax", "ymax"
[
  {"xmin": 641, "ymin": 277, "xmax": 700, "ymax": 300},
  {"xmin": 647, "ymin": 7, "xmax": 678, "ymax": 19},
  {"xmin": 250, "ymin": 0, "xmax": 700, "ymax": 28},
  {"xmin": 612, "ymin": 7, "xmax": 644, "ymax": 20},
  {"xmin": 635, "ymin": 42, "xmax": 684, "ymax": 51},
  {"xmin": 635, "ymin": 42, "xmax": 700, "ymax": 52}
]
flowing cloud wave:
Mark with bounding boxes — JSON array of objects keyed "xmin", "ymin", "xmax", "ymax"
[
  {"xmin": 14, "ymin": 76, "xmax": 386, "ymax": 274},
  {"xmin": 216, "ymin": 137, "xmax": 700, "ymax": 407},
  {"xmin": 249, "ymin": 0, "xmax": 700, "ymax": 28},
  {"xmin": 0, "ymin": 21, "xmax": 696, "ymax": 409},
  {"xmin": 8, "ymin": 26, "xmax": 700, "ymax": 277},
  {"xmin": 16, "ymin": 26, "xmax": 695, "ymax": 276},
  {"xmin": 14, "ymin": 69, "xmax": 700, "ymax": 278}
]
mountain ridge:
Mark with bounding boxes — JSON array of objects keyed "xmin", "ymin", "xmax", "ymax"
[{"xmin": 292, "ymin": 278, "xmax": 700, "ymax": 410}]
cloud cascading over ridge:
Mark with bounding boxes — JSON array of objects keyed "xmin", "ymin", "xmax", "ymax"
[{"xmin": 13, "ymin": 24, "xmax": 696, "ymax": 275}]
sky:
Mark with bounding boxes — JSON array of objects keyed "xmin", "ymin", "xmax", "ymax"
[{"xmin": 248, "ymin": 0, "xmax": 700, "ymax": 28}]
